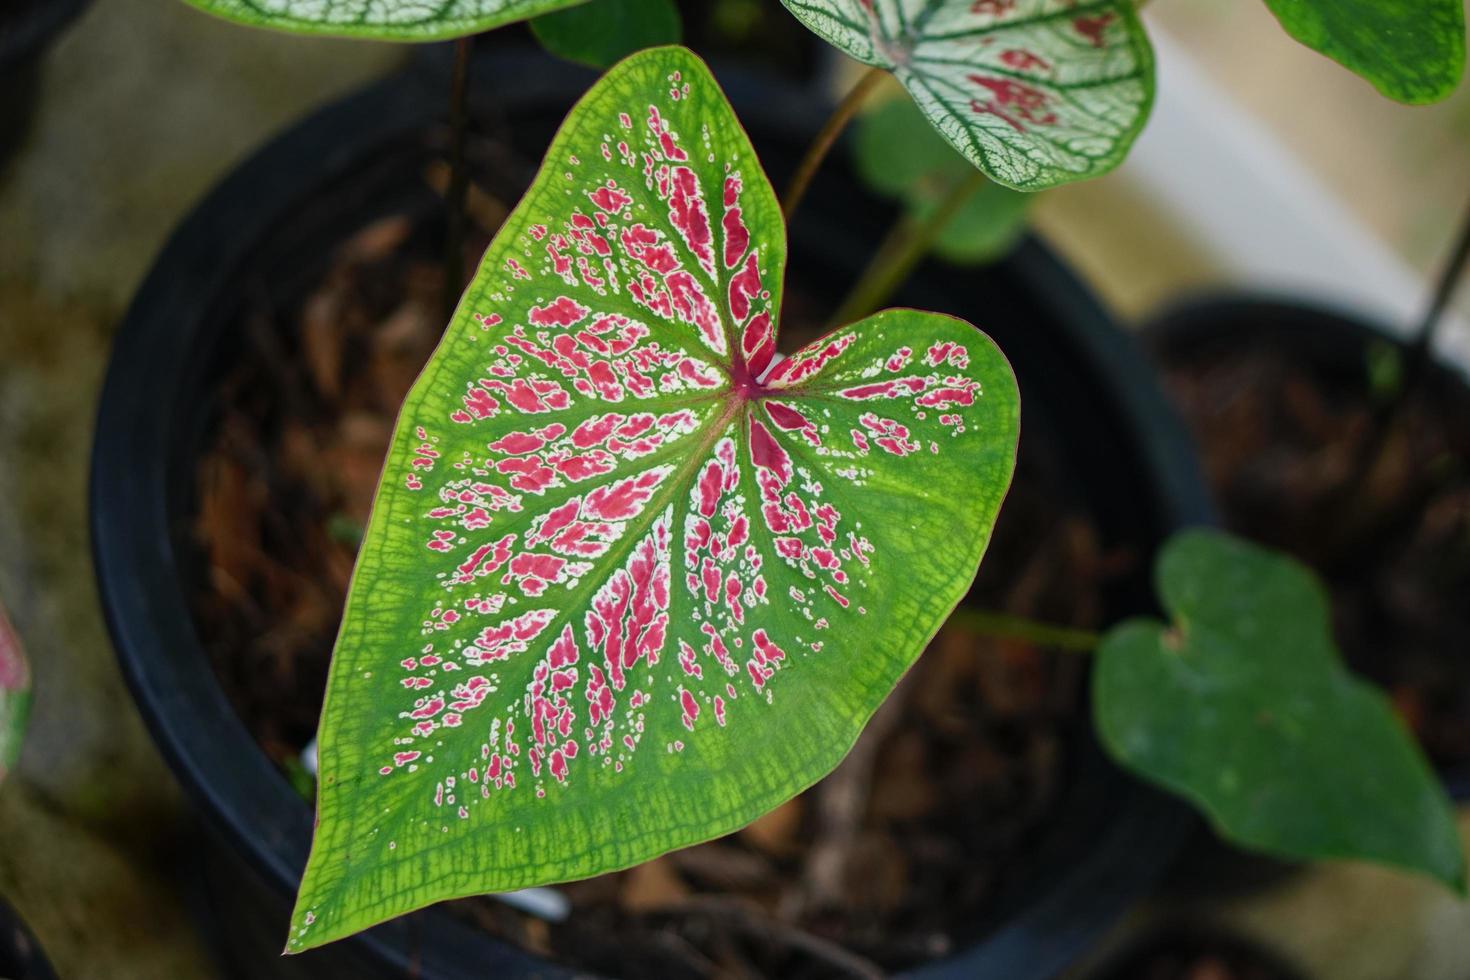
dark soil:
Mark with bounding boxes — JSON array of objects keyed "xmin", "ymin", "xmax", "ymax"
[
  {"xmin": 187, "ymin": 177, "xmax": 1125, "ymax": 976},
  {"xmin": 1156, "ymin": 336, "xmax": 1470, "ymax": 778}
]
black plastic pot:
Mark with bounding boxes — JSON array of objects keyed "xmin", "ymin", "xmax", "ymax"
[
  {"xmin": 1144, "ymin": 293, "xmax": 1470, "ymax": 803},
  {"xmin": 93, "ymin": 49, "xmax": 1210, "ymax": 980},
  {"xmin": 0, "ymin": 898, "xmax": 55, "ymax": 980}
]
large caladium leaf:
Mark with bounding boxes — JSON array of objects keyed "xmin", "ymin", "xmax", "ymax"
[
  {"xmin": 1096, "ymin": 531, "xmax": 1466, "ymax": 891},
  {"xmin": 177, "ymin": 0, "xmax": 587, "ymax": 40},
  {"xmin": 781, "ymin": 0, "xmax": 1155, "ymax": 191},
  {"xmin": 1262, "ymin": 0, "xmax": 1465, "ymax": 105},
  {"xmin": 290, "ymin": 45, "xmax": 1019, "ymax": 950},
  {"xmin": 0, "ymin": 600, "xmax": 29, "ymax": 785}
]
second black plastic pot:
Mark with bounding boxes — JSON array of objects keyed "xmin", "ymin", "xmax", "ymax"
[{"xmin": 93, "ymin": 48, "xmax": 1211, "ymax": 980}]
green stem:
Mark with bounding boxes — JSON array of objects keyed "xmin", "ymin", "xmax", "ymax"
[
  {"xmin": 945, "ymin": 608, "xmax": 1101, "ymax": 652},
  {"xmin": 1329, "ymin": 192, "xmax": 1470, "ymax": 567},
  {"xmin": 1401, "ymin": 192, "xmax": 1470, "ymax": 401},
  {"xmin": 1345, "ymin": 193, "xmax": 1470, "ymax": 490},
  {"xmin": 781, "ymin": 66, "xmax": 886, "ymax": 223},
  {"xmin": 829, "ymin": 168, "xmax": 987, "ymax": 327},
  {"xmin": 442, "ymin": 36, "xmax": 473, "ymax": 325}
]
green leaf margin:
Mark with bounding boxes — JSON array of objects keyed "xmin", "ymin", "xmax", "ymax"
[
  {"xmin": 176, "ymin": 0, "xmax": 589, "ymax": 41},
  {"xmin": 1262, "ymin": 0, "xmax": 1466, "ymax": 105}
]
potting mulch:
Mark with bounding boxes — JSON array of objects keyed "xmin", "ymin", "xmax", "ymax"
[
  {"xmin": 188, "ymin": 177, "xmax": 1130, "ymax": 976},
  {"xmin": 1157, "ymin": 337, "xmax": 1470, "ymax": 777}
]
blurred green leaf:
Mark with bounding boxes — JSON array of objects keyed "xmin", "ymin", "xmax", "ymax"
[
  {"xmin": 930, "ymin": 180, "xmax": 1030, "ymax": 264},
  {"xmin": 854, "ymin": 97, "xmax": 1030, "ymax": 265},
  {"xmin": 711, "ymin": 0, "xmax": 762, "ymax": 41},
  {"xmin": 283, "ymin": 757, "xmax": 317, "ymax": 802},
  {"xmin": 326, "ymin": 512, "xmax": 365, "ymax": 549},
  {"xmin": 1095, "ymin": 529, "xmax": 1466, "ymax": 892},
  {"xmin": 1364, "ymin": 339, "xmax": 1404, "ymax": 405},
  {"xmin": 532, "ymin": 0, "xmax": 681, "ymax": 68},
  {"xmin": 1262, "ymin": 0, "xmax": 1465, "ymax": 104}
]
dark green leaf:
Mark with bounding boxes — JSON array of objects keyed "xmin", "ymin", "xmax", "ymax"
[
  {"xmin": 928, "ymin": 174, "xmax": 1029, "ymax": 264},
  {"xmin": 532, "ymin": 0, "xmax": 682, "ymax": 68},
  {"xmin": 1262, "ymin": 0, "xmax": 1465, "ymax": 104},
  {"xmin": 1095, "ymin": 530, "xmax": 1466, "ymax": 891}
]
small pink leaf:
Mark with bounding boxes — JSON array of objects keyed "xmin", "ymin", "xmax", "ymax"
[{"xmin": 0, "ymin": 599, "xmax": 31, "ymax": 785}]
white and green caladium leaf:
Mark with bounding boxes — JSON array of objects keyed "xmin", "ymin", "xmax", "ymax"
[
  {"xmin": 289, "ymin": 45, "xmax": 1019, "ymax": 951},
  {"xmin": 177, "ymin": 0, "xmax": 587, "ymax": 40},
  {"xmin": 1096, "ymin": 531, "xmax": 1467, "ymax": 892},
  {"xmin": 0, "ymin": 600, "xmax": 30, "ymax": 785},
  {"xmin": 1262, "ymin": 0, "xmax": 1465, "ymax": 105},
  {"xmin": 780, "ymin": 0, "xmax": 1155, "ymax": 191}
]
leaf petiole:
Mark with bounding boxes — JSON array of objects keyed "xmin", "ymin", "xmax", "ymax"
[
  {"xmin": 945, "ymin": 607, "xmax": 1100, "ymax": 653},
  {"xmin": 830, "ymin": 168, "xmax": 987, "ymax": 327},
  {"xmin": 781, "ymin": 66, "xmax": 886, "ymax": 222},
  {"xmin": 442, "ymin": 36, "xmax": 474, "ymax": 324}
]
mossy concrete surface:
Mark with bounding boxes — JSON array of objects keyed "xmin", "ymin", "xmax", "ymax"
[{"xmin": 0, "ymin": 0, "xmax": 400, "ymax": 974}]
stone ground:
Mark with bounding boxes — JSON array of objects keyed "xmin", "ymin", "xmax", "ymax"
[
  {"xmin": 0, "ymin": 0, "xmax": 1467, "ymax": 977},
  {"xmin": 0, "ymin": 0, "xmax": 399, "ymax": 975}
]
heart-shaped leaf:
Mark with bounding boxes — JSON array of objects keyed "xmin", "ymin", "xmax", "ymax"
[
  {"xmin": 289, "ymin": 45, "xmax": 1019, "ymax": 951},
  {"xmin": 780, "ymin": 0, "xmax": 1155, "ymax": 191},
  {"xmin": 1095, "ymin": 530, "xmax": 1466, "ymax": 891},
  {"xmin": 1262, "ymin": 0, "xmax": 1465, "ymax": 105},
  {"xmin": 853, "ymin": 95, "xmax": 1031, "ymax": 264},
  {"xmin": 532, "ymin": 0, "xmax": 682, "ymax": 69},
  {"xmin": 0, "ymin": 600, "xmax": 30, "ymax": 785},
  {"xmin": 177, "ymin": 0, "xmax": 588, "ymax": 40}
]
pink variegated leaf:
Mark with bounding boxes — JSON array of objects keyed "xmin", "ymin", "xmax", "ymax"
[
  {"xmin": 781, "ymin": 0, "xmax": 1155, "ymax": 190},
  {"xmin": 290, "ymin": 45, "xmax": 1019, "ymax": 951}
]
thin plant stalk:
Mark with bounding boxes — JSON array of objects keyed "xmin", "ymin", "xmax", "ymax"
[
  {"xmin": 1350, "ymin": 195, "xmax": 1470, "ymax": 481},
  {"xmin": 829, "ymin": 168, "xmax": 987, "ymax": 327},
  {"xmin": 945, "ymin": 607, "xmax": 1100, "ymax": 652},
  {"xmin": 442, "ymin": 36, "xmax": 473, "ymax": 324},
  {"xmin": 781, "ymin": 66, "xmax": 886, "ymax": 222},
  {"xmin": 1326, "ymin": 193, "xmax": 1470, "ymax": 568},
  {"xmin": 1401, "ymin": 193, "xmax": 1470, "ymax": 399}
]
